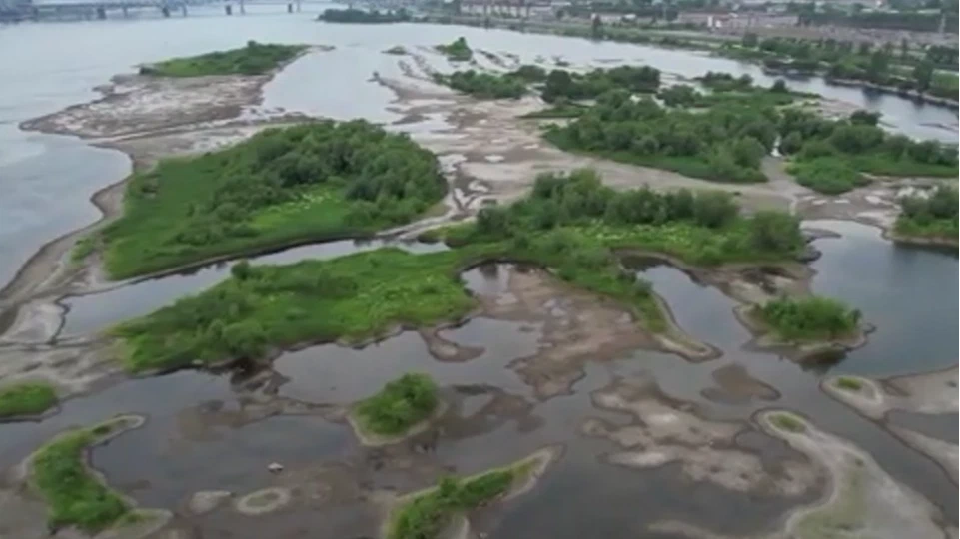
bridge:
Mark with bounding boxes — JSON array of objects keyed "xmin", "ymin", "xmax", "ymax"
[{"xmin": 1, "ymin": 0, "xmax": 327, "ymax": 22}]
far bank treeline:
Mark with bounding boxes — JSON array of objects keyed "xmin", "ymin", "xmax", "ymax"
[
  {"xmin": 139, "ymin": 41, "xmax": 306, "ymax": 77},
  {"xmin": 113, "ymin": 168, "xmax": 815, "ymax": 373},
  {"xmin": 85, "ymin": 120, "xmax": 447, "ymax": 279},
  {"xmin": 318, "ymin": 8, "xmax": 411, "ymax": 23}
]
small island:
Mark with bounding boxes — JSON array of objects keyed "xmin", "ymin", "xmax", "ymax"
[
  {"xmin": 91, "ymin": 120, "xmax": 447, "ymax": 279},
  {"xmin": 891, "ymin": 184, "xmax": 958, "ymax": 247},
  {"xmin": 318, "ymin": 8, "xmax": 410, "ymax": 24},
  {"xmin": 112, "ymin": 169, "xmax": 816, "ymax": 374},
  {"xmin": 387, "ymin": 446, "xmax": 560, "ymax": 539},
  {"xmin": 435, "ymin": 37, "xmax": 473, "ymax": 62},
  {"xmin": 139, "ymin": 41, "xmax": 307, "ymax": 77},
  {"xmin": 0, "ymin": 380, "xmax": 58, "ymax": 420},
  {"xmin": 737, "ymin": 295, "xmax": 866, "ymax": 359},
  {"xmin": 29, "ymin": 415, "xmax": 148, "ymax": 533},
  {"xmin": 349, "ymin": 373, "xmax": 443, "ymax": 446}
]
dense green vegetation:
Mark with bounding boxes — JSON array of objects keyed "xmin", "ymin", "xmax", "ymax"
[
  {"xmin": 545, "ymin": 90, "xmax": 774, "ymax": 183},
  {"xmin": 99, "ymin": 120, "xmax": 446, "ymax": 279},
  {"xmin": 319, "ymin": 8, "xmax": 410, "ymax": 23},
  {"xmin": 726, "ymin": 35, "xmax": 958, "ymax": 101},
  {"xmin": 31, "ymin": 421, "xmax": 132, "ymax": 532},
  {"xmin": 894, "ymin": 185, "xmax": 959, "ymax": 241},
  {"xmin": 113, "ymin": 169, "xmax": 808, "ymax": 372},
  {"xmin": 390, "ymin": 470, "xmax": 516, "ymax": 539},
  {"xmin": 139, "ymin": 41, "xmax": 306, "ymax": 77},
  {"xmin": 540, "ymin": 65, "xmax": 660, "ymax": 102},
  {"xmin": 657, "ymin": 76, "xmax": 802, "ymax": 109},
  {"xmin": 520, "ymin": 102, "xmax": 588, "ymax": 119},
  {"xmin": 779, "ymin": 108, "xmax": 958, "ymax": 193},
  {"xmin": 433, "ymin": 69, "xmax": 528, "ymax": 99},
  {"xmin": 0, "ymin": 381, "xmax": 57, "ymax": 418},
  {"xmin": 756, "ymin": 296, "xmax": 861, "ymax": 341},
  {"xmin": 436, "ymin": 37, "xmax": 473, "ymax": 61},
  {"xmin": 355, "ymin": 373, "xmax": 439, "ymax": 435}
]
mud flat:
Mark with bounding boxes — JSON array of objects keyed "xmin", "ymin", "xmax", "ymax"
[
  {"xmin": 822, "ymin": 366, "xmax": 959, "ymax": 421},
  {"xmin": 582, "ymin": 375, "xmax": 821, "ymax": 496},
  {"xmin": 822, "ymin": 367, "xmax": 959, "ymax": 484},
  {"xmin": 467, "ymin": 265, "xmax": 716, "ymax": 399},
  {"xmin": 650, "ymin": 410, "xmax": 953, "ymax": 539}
]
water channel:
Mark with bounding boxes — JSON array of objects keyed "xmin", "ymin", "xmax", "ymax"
[{"xmin": 0, "ymin": 7, "xmax": 957, "ymax": 539}]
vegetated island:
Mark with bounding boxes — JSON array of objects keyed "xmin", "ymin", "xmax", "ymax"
[
  {"xmin": 318, "ymin": 8, "xmax": 411, "ymax": 24},
  {"xmin": 28, "ymin": 415, "xmax": 157, "ymax": 534},
  {"xmin": 139, "ymin": 41, "xmax": 307, "ymax": 77},
  {"xmin": 737, "ymin": 295, "xmax": 866, "ymax": 359},
  {"xmin": 435, "ymin": 37, "xmax": 473, "ymax": 61},
  {"xmin": 386, "ymin": 446, "xmax": 560, "ymax": 539},
  {"xmin": 780, "ymin": 109, "xmax": 958, "ymax": 194},
  {"xmin": 348, "ymin": 373, "xmax": 444, "ymax": 446},
  {"xmin": 79, "ymin": 120, "xmax": 447, "ymax": 279},
  {"xmin": 0, "ymin": 380, "xmax": 58, "ymax": 420},
  {"xmin": 542, "ymin": 80, "xmax": 957, "ymax": 187},
  {"xmin": 112, "ymin": 169, "xmax": 813, "ymax": 374},
  {"xmin": 433, "ymin": 63, "xmax": 661, "ymax": 102},
  {"xmin": 891, "ymin": 184, "xmax": 959, "ymax": 247}
]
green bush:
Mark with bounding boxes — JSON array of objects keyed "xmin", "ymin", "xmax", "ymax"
[
  {"xmin": 787, "ymin": 157, "xmax": 869, "ymax": 194},
  {"xmin": 391, "ymin": 471, "xmax": 514, "ymax": 539},
  {"xmin": 436, "ymin": 37, "xmax": 473, "ymax": 61},
  {"xmin": 0, "ymin": 381, "xmax": 58, "ymax": 418},
  {"xmin": 433, "ymin": 70, "xmax": 526, "ymax": 99},
  {"xmin": 895, "ymin": 185, "xmax": 959, "ymax": 240},
  {"xmin": 758, "ymin": 296, "xmax": 860, "ymax": 341},
  {"xmin": 356, "ymin": 373, "xmax": 439, "ymax": 435},
  {"xmin": 140, "ymin": 41, "xmax": 305, "ymax": 77}
]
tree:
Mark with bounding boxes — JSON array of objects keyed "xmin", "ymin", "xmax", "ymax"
[
  {"xmin": 779, "ymin": 131, "xmax": 804, "ymax": 155},
  {"xmin": 748, "ymin": 211, "xmax": 802, "ymax": 252},
  {"xmin": 770, "ymin": 79, "xmax": 789, "ymax": 93},
  {"xmin": 849, "ymin": 110, "xmax": 880, "ymax": 126},
  {"xmin": 692, "ymin": 191, "xmax": 738, "ymax": 228},
  {"xmin": 231, "ymin": 260, "xmax": 253, "ymax": 280},
  {"xmin": 913, "ymin": 60, "xmax": 934, "ymax": 93},
  {"xmin": 221, "ymin": 320, "xmax": 267, "ymax": 359},
  {"xmin": 742, "ymin": 32, "xmax": 759, "ymax": 48},
  {"xmin": 866, "ymin": 50, "xmax": 889, "ymax": 82},
  {"xmin": 899, "ymin": 38, "xmax": 909, "ymax": 60}
]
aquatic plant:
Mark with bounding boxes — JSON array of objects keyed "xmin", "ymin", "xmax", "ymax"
[{"xmin": 0, "ymin": 381, "xmax": 57, "ymax": 419}]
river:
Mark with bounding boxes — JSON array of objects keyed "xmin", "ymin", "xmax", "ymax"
[{"xmin": 0, "ymin": 8, "xmax": 957, "ymax": 539}]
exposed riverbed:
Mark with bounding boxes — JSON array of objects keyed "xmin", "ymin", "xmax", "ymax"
[{"xmin": 0, "ymin": 8, "xmax": 957, "ymax": 539}]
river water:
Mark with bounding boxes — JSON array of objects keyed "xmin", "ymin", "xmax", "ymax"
[{"xmin": 0, "ymin": 8, "xmax": 958, "ymax": 539}]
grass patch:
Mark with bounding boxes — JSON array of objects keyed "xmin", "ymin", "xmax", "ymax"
[
  {"xmin": 101, "ymin": 120, "xmax": 446, "ymax": 279},
  {"xmin": 894, "ymin": 184, "xmax": 958, "ymax": 241},
  {"xmin": 757, "ymin": 296, "xmax": 860, "ymax": 341},
  {"xmin": 389, "ymin": 469, "xmax": 515, "ymax": 539},
  {"xmin": 31, "ymin": 421, "xmax": 132, "ymax": 532},
  {"xmin": 787, "ymin": 157, "xmax": 869, "ymax": 195},
  {"xmin": 140, "ymin": 41, "xmax": 306, "ymax": 77},
  {"xmin": 835, "ymin": 376, "xmax": 863, "ymax": 391},
  {"xmin": 0, "ymin": 381, "xmax": 58, "ymax": 419},
  {"xmin": 355, "ymin": 373, "xmax": 439, "ymax": 436},
  {"xmin": 771, "ymin": 412, "xmax": 805, "ymax": 433},
  {"xmin": 70, "ymin": 235, "xmax": 96, "ymax": 265}
]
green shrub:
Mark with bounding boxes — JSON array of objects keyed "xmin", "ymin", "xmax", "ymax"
[
  {"xmin": 758, "ymin": 295, "xmax": 860, "ymax": 340},
  {"xmin": 436, "ymin": 37, "xmax": 473, "ymax": 61},
  {"xmin": 391, "ymin": 470, "xmax": 514, "ymax": 539},
  {"xmin": 787, "ymin": 157, "xmax": 869, "ymax": 195},
  {"xmin": 141, "ymin": 41, "xmax": 305, "ymax": 77},
  {"xmin": 895, "ymin": 185, "xmax": 958, "ymax": 240},
  {"xmin": 356, "ymin": 373, "xmax": 439, "ymax": 435}
]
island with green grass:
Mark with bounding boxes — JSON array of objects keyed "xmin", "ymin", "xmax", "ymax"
[
  {"xmin": 891, "ymin": 185, "xmax": 958, "ymax": 246},
  {"xmin": 111, "ymin": 169, "xmax": 812, "ymax": 374},
  {"xmin": 349, "ymin": 373, "xmax": 442, "ymax": 445},
  {"xmin": 435, "ymin": 37, "xmax": 473, "ymax": 61},
  {"xmin": 88, "ymin": 120, "xmax": 446, "ymax": 279},
  {"xmin": 318, "ymin": 8, "xmax": 410, "ymax": 23},
  {"xmin": 29, "ymin": 415, "xmax": 148, "ymax": 533},
  {"xmin": 139, "ymin": 41, "xmax": 307, "ymax": 77},
  {"xmin": 387, "ymin": 446, "xmax": 559, "ymax": 539},
  {"xmin": 0, "ymin": 380, "xmax": 58, "ymax": 420},
  {"xmin": 742, "ymin": 295, "xmax": 863, "ymax": 349}
]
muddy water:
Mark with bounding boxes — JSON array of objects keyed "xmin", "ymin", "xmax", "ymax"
[{"xmin": 60, "ymin": 239, "xmax": 447, "ymax": 336}]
